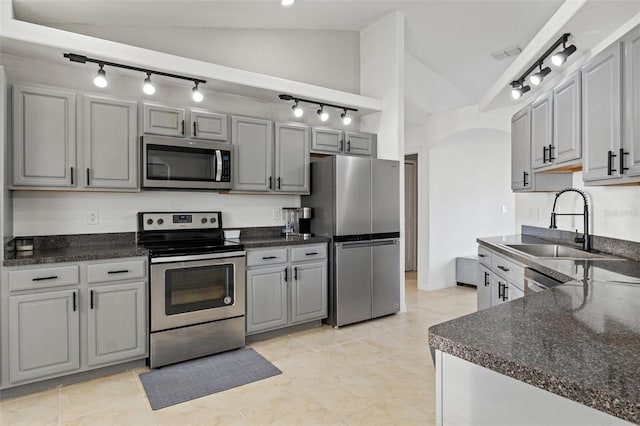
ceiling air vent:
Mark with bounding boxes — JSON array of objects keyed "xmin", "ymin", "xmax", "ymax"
[{"xmin": 491, "ymin": 44, "xmax": 523, "ymax": 61}]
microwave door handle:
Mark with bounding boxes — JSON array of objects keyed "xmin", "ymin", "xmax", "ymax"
[{"xmin": 215, "ymin": 150, "xmax": 223, "ymax": 181}]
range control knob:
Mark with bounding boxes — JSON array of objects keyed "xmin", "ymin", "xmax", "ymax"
[
  {"xmin": 210, "ymin": 217, "xmax": 217, "ymax": 223},
  {"xmin": 202, "ymin": 218, "xmax": 208, "ymax": 224},
  {"xmin": 157, "ymin": 218, "xmax": 164, "ymax": 225},
  {"xmin": 146, "ymin": 218, "xmax": 154, "ymax": 225}
]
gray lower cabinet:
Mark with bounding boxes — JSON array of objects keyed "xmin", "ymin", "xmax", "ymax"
[
  {"xmin": 477, "ymin": 265, "xmax": 492, "ymax": 311},
  {"xmin": 232, "ymin": 116, "xmax": 273, "ymax": 192},
  {"xmin": 8, "ymin": 289, "xmax": 80, "ymax": 384},
  {"xmin": 246, "ymin": 244, "xmax": 328, "ymax": 335},
  {"xmin": 141, "ymin": 102, "xmax": 186, "ymax": 137},
  {"xmin": 87, "ymin": 281, "xmax": 147, "ymax": 367},
  {"xmin": 12, "ymin": 84, "xmax": 76, "ymax": 187},
  {"xmin": 83, "ymin": 95, "xmax": 138, "ymax": 189}
]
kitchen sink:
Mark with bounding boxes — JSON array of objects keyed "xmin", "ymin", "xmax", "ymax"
[{"xmin": 503, "ymin": 244, "xmax": 619, "ymax": 260}]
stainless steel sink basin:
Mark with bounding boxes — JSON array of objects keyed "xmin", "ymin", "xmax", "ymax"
[{"xmin": 504, "ymin": 244, "xmax": 617, "ymax": 260}]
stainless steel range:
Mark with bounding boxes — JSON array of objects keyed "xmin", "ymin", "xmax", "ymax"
[{"xmin": 138, "ymin": 211, "xmax": 246, "ymax": 368}]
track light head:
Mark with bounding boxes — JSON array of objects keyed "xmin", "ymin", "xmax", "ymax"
[
  {"xmin": 143, "ymin": 73, "xmax": 156, "ymax": 95},
  {"xmin": 317, "ymin": 106, "xmax": 329, "ymax": 122},
  {"xmin": 292, "ymin": 101, "xmax": 304, "ymax": 117},
  {"xmin": 511, "ymin": 81, "xmax": 531, "ymax": 100},
  {"xmin": 93, "ymin": 64, "xmax": 107, "ymax": 88},
  {"xmin": 192, "ymin": 82, "xmax": 204, "ymax": 102},
  {"xmin": 341, "ymin": 110, "xmax": 352, "ymax": 126},
  {"xmin": 530, "ymin": 66, "xmax": 551, "ymax": 86},
  {"xmin": 551, "ymin": 44, "xmax": 576, "ymax": 67}
]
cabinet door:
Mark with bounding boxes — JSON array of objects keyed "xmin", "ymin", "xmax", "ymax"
[
  {"xmin": 87, "ymin": 281, "xmax": 147, "ymax": 367},
  {"xmin": 142, "ymin": 103, "xmax": 186, "ymax": 137},
  {"xmin": 334, "ymin": 243, "xmax": 372, "ymax": 326},
  {"xmin": 477, "ymin": 265, "xmax": 492, "ymax": 311},
  {"xmin": 9, "ymin": 289, "xmax": 79, "ymax": 383},
  {"xmin": 12, "ymin": 85, "xmax": 76, "ymax": 187},
  {"xmin": 531, "ymin": 93, "xmax": 553, "ymax": 170},
  {"xmin": 582, "ymin": 43, "xmax": 622, "ymax": 181},
  {"xmin": 511, "ymin": 106, "xmax": 532, "ymax": 190},
  {"xmin": 191, "ymin": 110, "xmax": 228, "ymax": 141},
  {"xmin": 553, "ymin": 73, "xmax": 582, "ymax": 166},
  {"xmin": 274, "ymin": 122, "xmax": 310, "ymax": 193},
  {"xmin": 491, "ymin": 276, "xmax": 509, "ymax": 306},
  {"xmin": 83, "ymin": 95, "xmax": 138, "ymax": 189},
  {"xmin": 246, "ymin": 266, "xmax": 288, "ymax": 334},
  {"xmin": 344, "ymin": 131, "xmax": 373, "ymax": 156},
  {"xmin": 623, "ymin": 25, "xmax": 640, "ymax": 176},
  {"xmin": 291, "ymin": 262, "xmax": 327, "ymax": 324},
  {"xmin": 232, "ymin": 116, "xmax": 273, "ymax": 192},
  {"xmin": 371, "ymin": 239, "xmax": 400, "ymax": 318},
  {"xmin": 311, "ymin": 128, "xmax": 343, "ymax": 153}
]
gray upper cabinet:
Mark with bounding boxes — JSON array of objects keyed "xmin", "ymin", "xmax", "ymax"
[
  {"xmin": 290, "ymin": 261, "xmax": 327, "ymax": 324},
  {"xmin": 87, "ymin": 281, "xmax": 147, "ymax": 367},
  {"xmin": 141, "ymin": 102, "xmax": 186, "ymax": 137},
  {"xmin": 274, "ymin": 122, "xmax": 310, "ymax": 193},
  {"xmin": 623, "ymin": 24, "xmax": 640, "ymax": 177},
  {"xmin": 553, "ymin": 73, "xmax": 582, "ymax": 166},
  {"xmin": 190, "ymin": 110, "xmax": 228, "ymax": 141},
  {"xmin": 83, "ymin": 95, "xmax": 138, "ymax": 189},
  {"xmin": 511, "ymin": 106, "xmax": 531, "ymax": 191},
  {"xmin": 232, "ymin": 116, "xmax": 273, "ymax": 192},
  {"xmin": 9, "ymin": 289, "xmax": 80, "ymax": 384},
  {"xmin": 311, "ymin": 127, "xmax": 342, "ymax": 153},
  {"xmin": 344, "ymin": 131, "xmax": 374, "ymax": 156},
  {"xmin": 582, "ymin": 42, "xmax": 622, "ymax": 182},
  {"xmin": 12, "ymin": 85, "xmax": 76, "ymax": 187},
  {"xmin": 531, "ymin": 93, "xmax": 553, "ymax": 170}
]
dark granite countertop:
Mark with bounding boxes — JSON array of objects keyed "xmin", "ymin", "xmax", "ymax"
[
  {"xmin": 430, "ymin": 231, "xmax": 640, "ymax": 423},
  {"xmin": 240, "ymin": 235, "xmax": 330, "ymax": 249}
]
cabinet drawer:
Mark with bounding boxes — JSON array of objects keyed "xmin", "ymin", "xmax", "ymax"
[
  {"xmin": 9, "ymin": 265, "xmax": 80, "ymax": 291},
  {"xmin": 492, "ymin": 254, "xmax": 524, "ymax": 287},
  {"xmin": 290, "ymin": 244, "xmax": 327, "ymax": 262},
  {"xmin": 246, "ymin": 248, "xmax": 288, "ymax": 267},
  {"xmin": 87, "ymin": 259, "xmax": 147, "ymax": 283},
  {"xmin": 477, "ymin": 246, "xmax": 492, "ymax": 267}
]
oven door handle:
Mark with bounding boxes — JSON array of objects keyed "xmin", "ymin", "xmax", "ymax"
[
  {"xmin": 151, "ymin": 251, "xmax": 247, "ymax": 264},
  {"xmin": 215, "ymin": 150, "xmax": 223, "ymax": 182}
]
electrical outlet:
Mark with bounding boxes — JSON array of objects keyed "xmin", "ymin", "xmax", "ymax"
[
  {"xmin": 88, "ymin": 209, "xmax": 99, "ymax": 225},
  {"xmin": 273, "ymin": 208, "xmax": 281, "ymax": 220},
  {"xmin": 501, "ymin": 205, "xmax": 508, "ymax": 214}
]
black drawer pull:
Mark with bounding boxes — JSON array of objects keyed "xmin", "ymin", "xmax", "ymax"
[
  {"xmin": 262, "ymin": 256, "xmax": 277, "ymax": 260},
  {"xmin": 269, "ymin": 176, "xmax": 273, "ymax": 190},
  {"xmin": 32, "ymin": 276, "xmax": 58, "ymax": 281},
  {"xmin": 305, "ymin": 252, "xmax": 319, "ymax": 256},
  {"xmin": 107, "ymin": 270, "xmax": 129, "ymax": 274},
  {"xmin": 478, "ymin": 254, "xmax": 486, "ymax": 258},
  {"xmin": 497, "ymin": 265, "xmax": 510, "ymax": 272}
]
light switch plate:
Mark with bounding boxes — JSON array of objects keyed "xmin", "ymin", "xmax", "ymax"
[{"xmin": 88, "ymin": 209, "xmax": 99, "ymax": 225}]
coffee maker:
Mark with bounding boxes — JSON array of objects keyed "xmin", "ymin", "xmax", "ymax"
[{"xmin": 298, "ymin": 207, "xmax": 312, "ymax": 238}]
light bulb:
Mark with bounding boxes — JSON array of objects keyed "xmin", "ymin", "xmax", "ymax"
[
  {"xmin": 93, "ymin": 66, "xmax": 107, "ymax": 88},
  {"xmin": 292, "ymin": 101, "xmax": 303, "ymax": 117},
  {"xmin": 192, "ymin": 84, "xmax": 203, "ymax": 102},
  {"xmin": 551, "ymin": 45, "xmax": 576, "ymax": 67},
  {"xmin": 512, "ymin": 88, "xmax": 522, "ymax": 100},
  {"xmin": 341, "ymin": 111, "xmax": 352, "ymax": 125},
  {"xmin": 511, "ymin": 84, "xmax": 530, "ymax": 100},
  {"xmin": 281, "ymin": 0, "xmax": 294, "ymax": 5},
  {"xmin": 317, "ymin": 107, "xmax": 329, "ymax": 122},
  {"xmin": 143, "ymin": 74, "xmax": 155, "ymax": 95}
]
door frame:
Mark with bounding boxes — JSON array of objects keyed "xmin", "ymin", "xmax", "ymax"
[{"xmin": 404, "ymin": 156, "xmax": 417, "ymax": 271}]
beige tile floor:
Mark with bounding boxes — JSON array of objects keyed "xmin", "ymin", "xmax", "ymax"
[{"xmin": 0, "ymin": 272, "xmax": 476, "ymax": 426}]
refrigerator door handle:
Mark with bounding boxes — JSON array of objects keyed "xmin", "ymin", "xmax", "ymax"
[
  {"xmin": 370, "ymin": 239, "xmax": 398, "ymax": 246},
  {"xmin": 337, "ymin": 242, "xmax": 370, "ymax": 249}
]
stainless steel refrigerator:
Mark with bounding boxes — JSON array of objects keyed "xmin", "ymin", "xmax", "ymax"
[{"xmin": 302, "ymin": 156, "xmax": 400, "ymax": 327}]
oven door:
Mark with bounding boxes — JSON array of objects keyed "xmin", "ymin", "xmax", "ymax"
[{"xmin": 150, "ymin": 252, "xmax": 245, "ymax": 332}]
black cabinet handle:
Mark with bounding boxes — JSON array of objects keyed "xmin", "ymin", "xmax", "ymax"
[
  {"xmin": 32, "ymin": 275, "xmax": 58, "ymax": 282},
  {"xmin": 498, "ymin": 282, "xmax": 503, "ymax": 299},
  {"xmin": 543, "ymin": 146, "xmax": 548, "ymax": 163},
  {"xmin": 284, "ymin": 267, "xmax": 288, "ymax": 283},
  {"xmin": 478, "ymin": 254, "xmax": 486, "ymax": 258},
  {"xmin": 484, "ymin": 272, "xmax": 490, "ymax": 286},
  {"xmin": 497, "ymin": 265, "xmax": 510, "ymax": 272},
  {"xmin": 181, "ymin": 120, "xmax": 185, "ymax": 136},
  {"xmin": 86, "ymin": 168, "xmax": 91, "ymax": 186},
  {"xmin": 607, "ymin": 150, "xmax": 617, "ymax": 175},
  {"xmin": 70, "ymin": 167, "xmax": 74, "ymax": 185},
  {"xmin": 548, "ymin": 144, "xmax": 555, "ymax": 162},
  {"xmin": 107, "ymin": 270, "xmax": 129, "ymax": 274},
  {"xmin": 193, "ymin": 121, "xmax": 197, "ymax": 137},
  {"xmin": 262, "ymin": 256, "xmax": 277, "ymax": 260},
  {"xmin": 339, "ymin": 140, "xmax": 344, "ymax": 151},
  {"xmin": 620, "ymin": 148, "xmax": 629, "ymax": 174},
  {"xmin": 305, "ymin": 252, "xmax": 319, "ymax": 256},
  {"xmin": 294, "ymin": 266, "xmax": 298, "ymax": 280},
  {"xmin": 523, "ymin": 171, "xmax": 529, "ymax": 186},
  {"xmin": 90, "ymin": 290, "xmax": 94, "ymax": 310},
  {"xmin": 277, "ymin": 177, "xmax": 281, "ymax": 190},
  {"xmin": 269, "ymin": 176, "xmax": 273, "ymax": 190},
  {"xmin": 72, "ymin": 291, "xmax": 77, "ymax": 312},
  {"xmin": 346, "ymin": 140, "xmax": 351, "ymax": 152}
]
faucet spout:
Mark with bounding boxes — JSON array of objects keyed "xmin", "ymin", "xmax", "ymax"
[{"xmin": 548, "ymin": 188, "xmax": 591, "ymax": 252}]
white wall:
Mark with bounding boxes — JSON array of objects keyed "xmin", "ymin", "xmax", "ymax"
[{"xmin": 51, "ymin": 25, "xmax": 360, "ymax": 94}]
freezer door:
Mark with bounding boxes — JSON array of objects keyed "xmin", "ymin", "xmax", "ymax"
[
  {"xmin": 372, "ymin": 159, "xmax": 400, "ymax": 234},
  {"xmin": 334, "ymin": 242, "xmax": 372, "ymax": 326},
  {"xmin": 371, "ymin": 239, "xmax": 400, "ymax": 318},
  {"xmin": 335, "ymin": 156, "xmax": 371, "ymax": 236}
]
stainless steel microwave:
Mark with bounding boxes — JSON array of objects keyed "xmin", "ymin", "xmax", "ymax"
[{"xmin": 142, "ymin": 135, "xmax": 232, "ymax": 190}]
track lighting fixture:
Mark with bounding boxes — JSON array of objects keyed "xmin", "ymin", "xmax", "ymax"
[
  {"xmin": 508, "ymin": 33, "xmax": 575, "ymax": 101},
  {"xmin": 93, "ymin": 64, "xmax": 107, "ymax": 88},
  {"xmin": 317, "ymin": 105, "xmax": 329, "ymax": 122},
  {"xmin": 292, "ymin": 101, "xmax": 304, "ymax": 117},
  {"xmin": 143, "ymin": 73, "xmax": 155, "ymax": 95},
  {"xmin": 281, "ymin": 0, "xmax": 294, "ymax": 5},
  {"xmin": 64, "ymin": 53, "xmax": 206, "ymax": 100},
  {"xmin": 551, "ymin": 43, "xmax": 577, "ymax": 67},
  {"xmin": 279, "ymin": 94, "xmax": 357, "ymax": 125}
]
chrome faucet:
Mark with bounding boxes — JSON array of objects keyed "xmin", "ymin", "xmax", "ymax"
[{"xmin": 549, "ymin": 188, "xmax": 591, "ymax": 252}]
